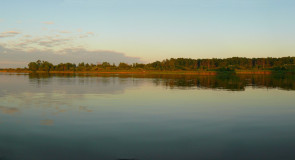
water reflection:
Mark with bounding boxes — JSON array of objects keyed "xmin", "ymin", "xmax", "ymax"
[
  {"xmin": 0, "ymin": 73, "xmax": 294, "ymax": 118},
  {"xmin": 79, "ymin": 106, "xmax": 93, "ymax": 112},
  {"xmin": 27, "ymin": 73, "xmax": 295, "ymax": 91},
  {"xmin": 40, "ymin": 119, "xmax": 54, "ymax": 126},
  {"xmin": 0, "ymin": 106, "xmax": 20, "ymax": 115},
  {"xmin": 1, "ymin": 73, "xmax": 295, "ymax": 160}
]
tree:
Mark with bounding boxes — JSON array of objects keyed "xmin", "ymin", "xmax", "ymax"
[
  {"xmin": 118, "ymin": 63, "xmax": 131, "ymax": 69},
  {"xmin": 28, "ymin": 62, "xmax": 38, "ymax": 71}
]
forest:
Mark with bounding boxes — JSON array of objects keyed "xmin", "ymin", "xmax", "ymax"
[{"xmin": 25, "ymin": 57, "xmax": 295, "ymax": 72}]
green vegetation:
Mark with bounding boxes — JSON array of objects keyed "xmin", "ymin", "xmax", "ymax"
[
  {"xmin": 1, "ymin": 57, "xmax": 294, "ymax": 74},
  {"xmin": 25, "ymin": 57, "xmax": 295, "ymax": 72}
]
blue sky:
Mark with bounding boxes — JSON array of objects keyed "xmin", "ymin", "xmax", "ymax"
[{"xmin": 0, "ymin": 0, "xmax": 295, "ymax": 67}]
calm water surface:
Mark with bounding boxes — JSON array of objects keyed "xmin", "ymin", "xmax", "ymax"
[{"xmin": 0, "ymin": 73, "xmax": 295, "ymax": 160}]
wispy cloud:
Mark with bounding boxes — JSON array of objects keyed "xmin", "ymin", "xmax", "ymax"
[
  {"xmin": 0, "ymin": 35, "xmax": 14, "ymax": 38},
  {"xmin": 2, "ymin": 31, "xmax": 20, "ymax": 34},
  {"xmin": 0, "ymin": 28, "xmax": 137, "ymax": 68},
  {"xmin": 4, "ymin": 30, "xmax": 95, "ymax": 50},
  {"xmin": 5, "ymin": 34, "xmax": 72, "ymax": 50},
  {"xmin": 59, "ymin": 30, "xmax": 71, "ymax": 34},
  {"xmin": 23, "ymin": 35, "xmax": 32, "ymax": 38},
  {"xmin": 0, "ymin": 44, "xmax": 142, "ymax": 68},
  {"xmin": 0, "ymin": 31, "xmax": 21, "ymax": 38},
  {"xmin": 79, "ymin": 31, "xmax": 95, "ymax": 38},
  {"xmin": 38, "ymin": 38, "xmax": 71, "ymax": 47},
  {"xmin": 42, "ymin": 21, "xmax": 54, "ymax": 24},
  {"xmin": 86, "ymin": 32, "xmax": 94, "ymax": 35}
]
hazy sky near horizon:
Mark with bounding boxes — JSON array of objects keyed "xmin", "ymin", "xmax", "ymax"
[{"xmin": 0, "ymin": 0, "xmax": 295, "ymax": 67}]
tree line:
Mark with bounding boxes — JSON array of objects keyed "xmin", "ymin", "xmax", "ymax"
[{"xmin": 28, "ymin": 57, "xmax": 295, "ymax": 72}]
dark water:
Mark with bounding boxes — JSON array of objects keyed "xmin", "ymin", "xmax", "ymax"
[{"xmin": 0, "ymin": 73, "xmax": 295, "ymax": 160}]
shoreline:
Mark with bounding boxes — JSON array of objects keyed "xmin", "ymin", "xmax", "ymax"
[{"xmin": 0, "ymin": 70, "xmax": 285, "ymax": 75}]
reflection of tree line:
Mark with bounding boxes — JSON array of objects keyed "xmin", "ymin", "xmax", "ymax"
[
  {"xmin": 160, "ymin": 75, "xmax": 295, "ymax": 91},
  {"xmin": 28, "ymin": 73, "xmax": 295, "ymax": 91}
]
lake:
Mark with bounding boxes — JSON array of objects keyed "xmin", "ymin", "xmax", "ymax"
[{"xmin": 0, "ymin": 73, "xmax": 295, "ymax": 160}]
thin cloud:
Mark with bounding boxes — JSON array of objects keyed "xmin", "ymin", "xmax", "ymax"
[
  {"xmin": 38, "ymin": 38, "xmax": 71, "ymax": 47},
  {"xmin": 10, "ymin": 35, "xmax": 72, "ymax": 49},
  {"xmin": 59, "ymin": 30, "xmax": 71, "ymax": 34},
  {"xmin": 0, "ymin": 44, "xmax": 142, "ymax": 68},
  {"xmin": 86, "ymin": 32, "xmax": 94, "ymax": 35},
  {"xmin": 2, "ymin": 31, "xmax": 21, "ymax": 34},
  {"xmin": 0, "ymin": 34, "xmax": 15, "ymax": 38},
  {"xmin": 42, "ymin": 21, "xmax": 54, "ymax": 24},
  {"xmin": 79, "ymin": 35, "xmax": 88, "ymax": 38},
  {"xmin": 23, "ymin": 35, "xmax": 32, "ymax": 38},
  {"xmin": 79, "ymin": 32, "xmax": 95, "ymax": 38},
  {"xmin": 0, "ymin": 31, "xmax": 21, "ymax": 38},
  {"xmin": 5, "ymin": 31, "xmax": 88, "ymax": 50}
]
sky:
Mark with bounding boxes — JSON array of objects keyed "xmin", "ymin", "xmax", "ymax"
[{"xmin": 0, "ymin": 0, "xmax": 295, "ymax": 68}]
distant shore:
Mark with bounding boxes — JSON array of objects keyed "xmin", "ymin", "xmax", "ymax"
[
  {"xmin": 2, "ymin": 57, "xmax": 294, "ymax": 75},
  {"xmin": 0, "ymin": 69, "xmax": 289, "ymax": 75}
]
